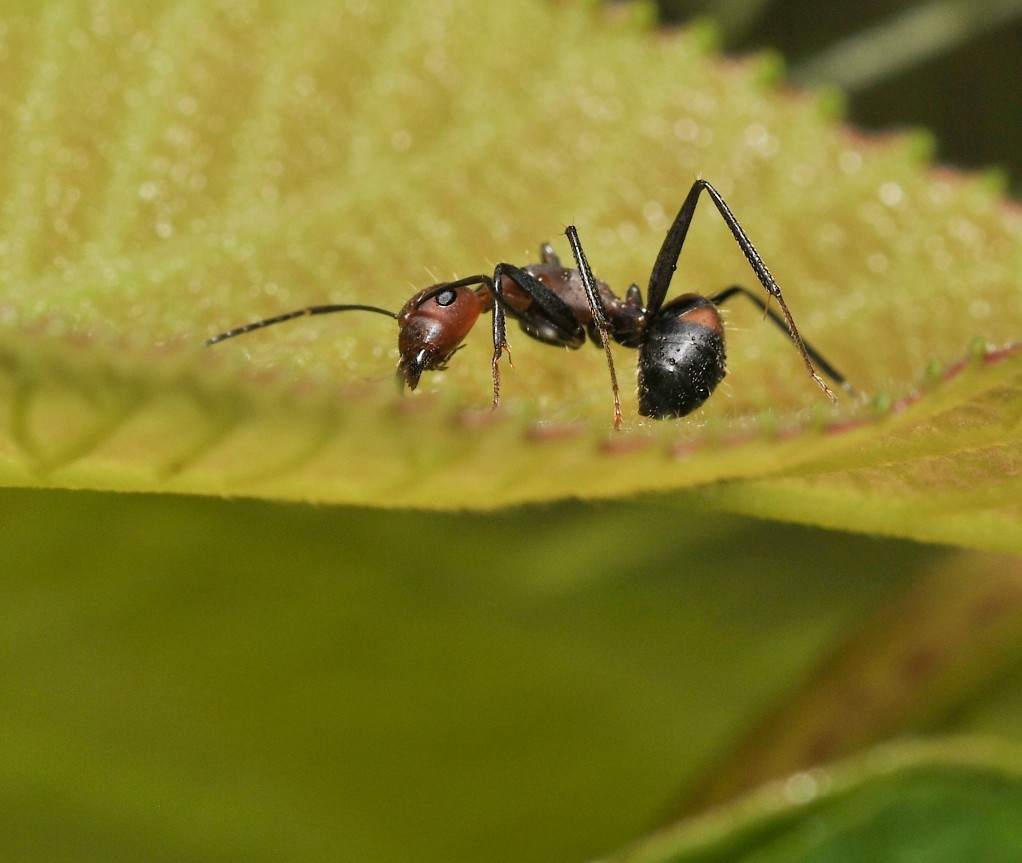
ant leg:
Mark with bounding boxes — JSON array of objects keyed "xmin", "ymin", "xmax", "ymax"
[
  {"xmin": 565, "ymin": 226, "xmax": 623, "ymax": 429},
  {"xmin": 490, "ymin": 280, "xmax": 507, "ymax": 409},
  {"xmin": 540, "ymin": 243, "xmax": 561, "ymax": 266},
  {"xmin": 486, "ymin": 262, "xmax": 589, "ymax": 410},
  {"xmin": 647, "ymin": 179, "xmax": 838, "ymax": 404},
  {"xmin": 488, "ymin": 262, "xmax": 582, "ymax": 340},
  {"xmin": 711, "ymin": 286, "xmax": 853, "ymax": 395}
]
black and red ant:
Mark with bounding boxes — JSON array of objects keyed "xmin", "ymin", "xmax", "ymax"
[{"xmin": 206, "ymin": 180, "xmax": 850, "ymax": 426}]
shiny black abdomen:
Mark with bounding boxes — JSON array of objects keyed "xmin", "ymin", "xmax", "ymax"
[{"xmin": 636, "ymin": 307, "xmax": 726, "ymax": 419}]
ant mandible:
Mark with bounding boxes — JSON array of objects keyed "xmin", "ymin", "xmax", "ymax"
[{"xmin": 206, "ymin": 180, "xmax": 850, "ymax": 427}]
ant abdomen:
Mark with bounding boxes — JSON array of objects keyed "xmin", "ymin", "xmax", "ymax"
[{"xmin": 637, "ymin": 295, "xmax": 726, "ymax": 419}]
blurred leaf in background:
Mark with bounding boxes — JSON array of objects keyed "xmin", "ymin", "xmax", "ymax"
[{"xmin": 655, "ymin": 0, "xmax": 1022, "ymax": 189}]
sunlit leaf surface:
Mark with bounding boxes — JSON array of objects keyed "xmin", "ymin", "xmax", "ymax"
[{"xmin": 1, "ymin": 3, "xmax": 1021, "ymax": 544}]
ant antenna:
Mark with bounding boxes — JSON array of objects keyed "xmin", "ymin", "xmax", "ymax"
[{"xmin": 205, "ymin": 303, "xmax": 398, "ymax": 346}]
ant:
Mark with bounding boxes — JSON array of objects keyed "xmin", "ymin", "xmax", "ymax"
[{"xmin": 206, "ymin": 180, "xmax": 850, "ymax": 427}]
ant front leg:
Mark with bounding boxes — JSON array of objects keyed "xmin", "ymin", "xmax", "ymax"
[
  {"xmin": 486, "ymin": 261, "xmax": 588, "ymax": 411},
  {"xmin": 488, "ymin": 278, "xmax": 508, "ymax": 409},
  {"xmin": 489, "ymin": 262, "xmax": 584, "ymax": 345},
  {"xmin": 648, "ymin": 179, "xmax": 838, "ymax": 404}
]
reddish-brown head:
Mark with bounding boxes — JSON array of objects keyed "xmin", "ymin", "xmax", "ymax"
[{"xmin": 396, "ymin": 283, "xmax": 488, "ymax": 389}]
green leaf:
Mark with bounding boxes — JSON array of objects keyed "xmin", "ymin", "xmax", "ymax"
[
  {"xmin": 1, "ymin": 0, "xmax": 1021, "ymax": 552},
  {"xmin": 612, "ymin": 739, "xmax": 1022, "ymax": 863},
  {"xmin": 4, "ymin": 487, "xmax": 1022, "ymax": 861}
]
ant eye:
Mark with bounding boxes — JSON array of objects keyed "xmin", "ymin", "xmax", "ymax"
[{"xmin": 435, "ymin": 289, "xmax": 457, "ymax": 307}]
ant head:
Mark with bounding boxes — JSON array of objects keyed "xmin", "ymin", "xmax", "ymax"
[{"xmin": 396, "ymin": 282, "xmax": 487, "ymax": 389}]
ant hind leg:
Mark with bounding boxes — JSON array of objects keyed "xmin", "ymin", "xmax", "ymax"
[{"xmin": 711, "ymin": 285, "xmax": 852, "ymax": 396}]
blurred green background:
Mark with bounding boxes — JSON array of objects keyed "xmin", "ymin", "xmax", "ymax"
[
  {"xmin": 655, "ymin": 0, "xmax": 1022, "ymax": 189},
  {"xmin": 4, "ymin": 1, "xmax": 1022, "ymax": 861},
  {"xmin": 2, "ymin": 488, "xmax": 939, "ymax": 862}
]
